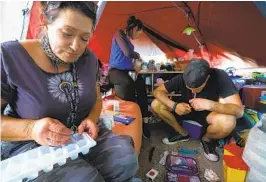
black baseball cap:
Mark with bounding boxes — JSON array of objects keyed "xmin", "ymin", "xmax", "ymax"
[{"xmin": 183, "ymin": 59, "xmax": 210, "ymax": 88}]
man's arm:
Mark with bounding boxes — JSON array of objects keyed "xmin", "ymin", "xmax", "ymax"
[
  {"xmin": 212, "ymin": 69, "xmax": 244, "ymax": 117},
  {"xmin": 85, "ymin": 83, "xmax": 102, "ymax": 123},
  {"xmin": 209, "ymin": 94, "xmax": 244, "ymax": 118},
  {"xmin": 153, "ymin": 84, "xmax": 175, "ymax": 110},
  {"xmin": 153, "ymin": 75, "xmax": 184, "ymax": 110}
]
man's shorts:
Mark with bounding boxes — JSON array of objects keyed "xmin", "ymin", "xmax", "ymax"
[{"xmin": 172, "ymin": 110, "xmax": 211, "ymax": 129}]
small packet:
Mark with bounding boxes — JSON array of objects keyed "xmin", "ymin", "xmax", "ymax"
[
  {"xmin": 114, "ymin": 114, "xmax": 135, "ymax": 125},
  {"xmin": 204, "ymin": 169, "xmax": 220, "ymax": 182},
  {"xmin": 159, "ymin": 151, "xmax": 169, "ymax": 165}
]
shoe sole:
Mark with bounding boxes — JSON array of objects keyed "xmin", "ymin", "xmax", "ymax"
[
  {"xmin": 162, "ymin": 138, "xmax": 190, "ymax": 145},
  {"xmin": 200, "ymin": 143, "xmax": 219, "ymax": 162}
]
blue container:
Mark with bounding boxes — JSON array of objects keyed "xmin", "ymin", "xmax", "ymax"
[{"xmin": 182, "ymin": 120, "xmax": 202, "ymax": 139}]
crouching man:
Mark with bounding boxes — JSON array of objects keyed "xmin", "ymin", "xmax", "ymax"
[{"xmin": 152, "ymin": 59, "xmax": 244, "ymax": 162}]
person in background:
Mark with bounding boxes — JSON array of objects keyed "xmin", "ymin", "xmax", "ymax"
[
  {"xmin": 1, "ymin": 2, "xmax": 139, "ymax": 181},
  {"xmin": 152, "ymin": 59, "xmax": 244, "ymax": 162},
  {"xmin": 108, "ymin": 16, "xmax": 151, "ymax": 138},
  {"xmin": 98, "ymin": 59, "xmax": 112, "ymax": 93}
]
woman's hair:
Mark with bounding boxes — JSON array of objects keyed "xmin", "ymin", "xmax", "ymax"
[
  {"xmin": 40, "ymin": 1, "xmax": 98, "ymax": 31},
  {"xmin": 125, "ymin": 16, "xmax": 143, "ymax": 37}
]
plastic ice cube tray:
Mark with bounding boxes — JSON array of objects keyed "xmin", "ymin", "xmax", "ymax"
[{"xmin": 0, "ymin": 132, "xmax": 96, "ymax": 182}]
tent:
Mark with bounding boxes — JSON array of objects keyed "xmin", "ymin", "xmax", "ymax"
[{"xmin": 25, "ymin": 1, "xmax": 266, "ymax": 68}]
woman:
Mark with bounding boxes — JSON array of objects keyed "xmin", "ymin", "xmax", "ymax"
[
  {"xmin": 108, "ymin": 16, "xmax": 151, "ymax": 138},
  {"xmin": 1, "ymin": 2, "xmax": 138, "ymax": 182}
]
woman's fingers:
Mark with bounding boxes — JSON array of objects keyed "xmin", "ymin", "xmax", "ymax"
[
  {"xmin": 48, "ymin": 119, "xmax": 73, "ymax": 135},
  {"xmin": 46, "ymin": 137, "xmax": 71, "ymax": 146},
  {"xmin": 45, "ymin": 119, "xmax": 73, "ymax": 146},
  {"xmin": 77, "ymin": 122, "xmax": 86, "ymax": 135},
  {"xmin": 88, "ymin": 126, "xmax": 98, "ymax": 139},
  {"xmin": 45, "ymin": 130, "xmax": 71, "ymax": 144}
]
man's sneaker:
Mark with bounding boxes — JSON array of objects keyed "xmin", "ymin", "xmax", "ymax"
[
  {"xmin": 201, "ymin": 140, "xmax": 219, "ymax": 162},
  {"xmin": 162, "ymin": 132, "xmax": 190, "ymax": 145},
  {"xmin": 142, "ymin": 123, "xmax": 151, "ymax": 139}
]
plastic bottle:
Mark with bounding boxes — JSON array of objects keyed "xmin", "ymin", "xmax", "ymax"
[{"xmin": 113, "ymin": 101, "xmax": 120, "ymax": 113}]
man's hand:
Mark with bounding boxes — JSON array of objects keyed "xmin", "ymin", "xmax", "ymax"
[
  {"xmin": 189, "ymin": 98, "xmax": 213, "ymax": 111},
  {"xmin": 78, "ymin": 118, "xmax": 99, "ymax": 139},
  {"xmin": 175, "ymin": 103, "xmax": 192, "ymax": 115}
]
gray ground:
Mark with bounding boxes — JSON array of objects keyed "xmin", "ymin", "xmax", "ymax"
[{"xmin": 137, "ymin": 122, "xmax": 223, "ymax": 182}]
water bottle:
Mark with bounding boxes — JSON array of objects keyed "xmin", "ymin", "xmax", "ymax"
[{"xmin": 113, "ymin": 101, "xmax": 120, "ymax": 113}]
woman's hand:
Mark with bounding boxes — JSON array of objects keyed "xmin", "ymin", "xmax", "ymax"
[
  {"xmin": 30, "ymin": 117, "xmax": 73, "ymax": 146},
  {"xmin": 137, "ymin": 58, "xmax": 143, "ymax": 62},
  {"xmin": 134, "ymin": 59, "xmax": 142, "ymax": 73},
  {"xmin": 78, "ymin": 118, "xmax": 99, "ymax": 139}
]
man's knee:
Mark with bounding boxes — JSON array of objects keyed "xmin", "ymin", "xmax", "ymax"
[
  {"xmin": 151, "ymin": 99, "xmax": 162, "ymax": 114},
  {"xmin": 151, "ymin": 99, "xmax": 171, "ymax": 114},
  {"xmin": 208, "ymin": 113, "xmax": 236, "ymax": 136}
]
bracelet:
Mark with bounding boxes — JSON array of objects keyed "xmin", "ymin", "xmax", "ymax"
[{"xmin": 171, "ymin": 102, "xmax": 178, "ymax": 112}]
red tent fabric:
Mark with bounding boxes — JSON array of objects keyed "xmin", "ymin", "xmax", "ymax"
[
  {"xmin": 26, "ymin": 1, "xmax": 42, "ymax": 39},
  {"xmin": 27, "ymin": 1, "xmax": 266, "ymax": 66}
]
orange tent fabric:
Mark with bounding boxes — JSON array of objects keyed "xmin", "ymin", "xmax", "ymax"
[
  {"xmin": 88, "ymin": 1, "xmax": 266, "ymax": 66},
  {"xmin": 102, "ymin": 97, "xmax": 142, "ymax": 156},
  {"xmin": 27, "ymin": 1, "xmax": 266, "ymax": 66}
]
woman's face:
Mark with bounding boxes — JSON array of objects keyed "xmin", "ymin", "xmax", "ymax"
[
  {"xmin": 47, "ymin": 8, "xmax": 94, "ymax": 63},
  {"xmin": 131, "ymin": 27, "xmax": 143, "ymax": 40}
]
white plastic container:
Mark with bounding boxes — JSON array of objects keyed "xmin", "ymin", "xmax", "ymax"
[
  {"xmin": 242, "ymin": 121, "xmax": 266, "ymax": 174},
  {"xmin": 1, "ymin": 133, "xmax": 96, "ymax": 182},
  {"xmin": 246, "ymin": 167, "xmax": 266, "ymax": 182}
]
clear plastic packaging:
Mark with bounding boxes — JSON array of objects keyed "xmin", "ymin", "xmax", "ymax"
[
  {"xmin": 1, "ymin": 133, "xmax": 96, "ymax": 182},
  {"xmin": 258, "ymin": 114, "xmax": 266, "ymax": 133},
  {"xmin": 99, "ymin": 112, "xmax": 114, "ymax": 129}
]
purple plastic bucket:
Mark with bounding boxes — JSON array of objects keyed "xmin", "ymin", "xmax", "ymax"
[{"xmin": 182, "ymin": 120, "xmax": 202, "ymax": 139}]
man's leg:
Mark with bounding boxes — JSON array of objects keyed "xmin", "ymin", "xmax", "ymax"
[
  {"xmin": 205, "ymin": 112, "xmax": 236, "ymax": 141},
  {"xmin": 151, "ymin": 99, "xmax": 189, "ymax": 144},
  {"xmin": 200, "ymin": 112, "xmax": 236, "ymax": 162}
]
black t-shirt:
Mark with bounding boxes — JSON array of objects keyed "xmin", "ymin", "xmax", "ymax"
[{"xmin": 164, "ymin": 68, "xmax": 238, "ymax": 103}]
